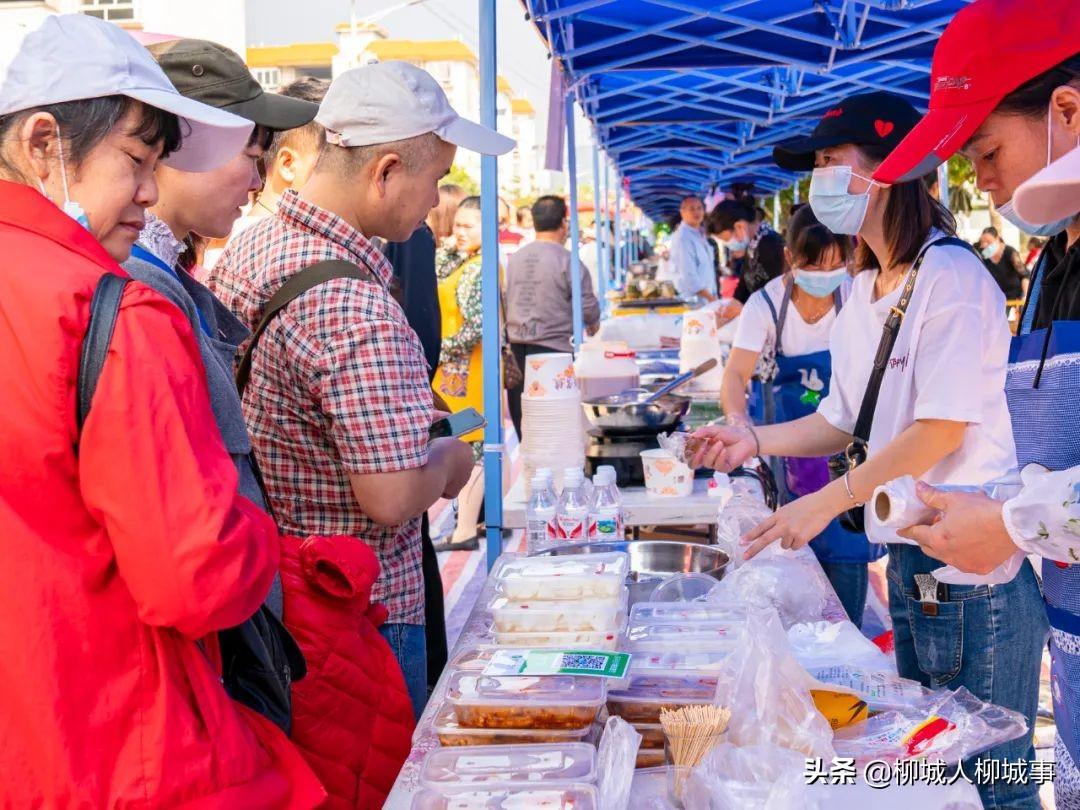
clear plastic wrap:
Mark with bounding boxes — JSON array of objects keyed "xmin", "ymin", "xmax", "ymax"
[
  {"xmin": 597, "ymin": 717, "xmax": 641, "ymax": 810},
  {"xmin": 806, "ymin": 665, "xmax": 928, "ymax": 713},
  {"xmin": 682, "ymin": 742, "xmax": 818, "ymax": 810},
  {"xmin": 708, "ymin": 556, "xmax": 829, "ymax": 628},
  {"xmin": 419, "ymin": 743, "xmax": 597, "ymax": 789},
  {"xmin": 786, "ymin": 621, "xmax": 892, "ymax": 671},
  {"xmin": 832, "ymin": 686, "xmax": 1028, "ymax": 764},
  {"xmin": 712, "ymin": 609, "xmax": 835, "ymax": 759}
]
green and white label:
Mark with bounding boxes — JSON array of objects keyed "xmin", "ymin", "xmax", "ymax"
[{"xmin": 484, "ymin": 649, "xmax": 631, "ymax": 678}]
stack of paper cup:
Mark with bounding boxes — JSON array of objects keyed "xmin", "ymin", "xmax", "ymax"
[
  {"xmin": 520, "ymin": 353, "xmax": 586, "ymax": 489},
  {"xmin": 679, "ymin": 310, "xmax": 724, "ymax": 392}
]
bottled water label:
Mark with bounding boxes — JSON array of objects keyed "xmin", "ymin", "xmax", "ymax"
[
  {"xmin": 590, "ymin": 510, "xmax": 621, "ymax": 540},
  {"xmin": 555, "ymin": 514, "xmax": 588, "ymax": 542}
]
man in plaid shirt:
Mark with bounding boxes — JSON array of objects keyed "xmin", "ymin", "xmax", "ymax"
[{"xmin": 208, "ymin": 62, "xmax": 514, "ymax": 717}]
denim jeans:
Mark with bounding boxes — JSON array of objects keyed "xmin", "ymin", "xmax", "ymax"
[
  {"xmin": 817, "ymin": 560, "xmax": 868, "ymax": 630},
  {"xmin": 886, "ymin": 544, "xmax": 1047, "ymax": 809},
  {"xmin": 379, "ymin": 622, "xmax": 429, "ymax": 721}
]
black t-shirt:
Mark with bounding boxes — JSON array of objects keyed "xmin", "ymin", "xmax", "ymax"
[
  {"xmin": 383, "ymin": 225, "xmax": 441, "ymax": 382},
  {"xmin": 1034, "ymin": 232, "xmax": 1080, "ymax": 329},
  {"xmin": 981, "ymin": 244, "xmax": 1026, "ymax": 301},
  {"xmin": 734, "ymin": 229, "xmax": 786, "ymax": 304}
]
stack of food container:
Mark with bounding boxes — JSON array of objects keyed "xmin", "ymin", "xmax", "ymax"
[
  {"xmin": 610, "ymin": 601, "xmax": 747, "ymax": 768},
  {"xmin": 413, "ymin": 743, "xmax": 598, "ymax": 808}
]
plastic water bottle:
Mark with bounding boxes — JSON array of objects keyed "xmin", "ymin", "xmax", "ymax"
[
  {"xmin": 590, "ymin": 468, "xmax": 624, "ymax": 541},
  {"xmin": 526, "ymin": 475, "xmax": 558, "ymax": 554},
  {"xmin": 556, "ymin": 469, "xmax": 591, "ymax": 544},
  {"xmin": 536, "ymin": 467, "xmax": 557, "ymax": 499}
]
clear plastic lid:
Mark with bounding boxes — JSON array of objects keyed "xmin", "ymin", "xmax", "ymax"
[
  {"xmin": 629, "ymin": 603, "xmax": 748, "ymax": 625},
  {"xmin": 448, "ymin": 645, "xmax": 500, "ymax": 672},
  {"xmin": 625, "ymin": 621, "xmax": 743, "ymax": 646},
  {"xmin": 412, "ymin": 783, "xmax": 598, "ymax": 809},
  {"xmin": 433, "ymin": 705, "xmax": 595, "ymax": 746},
  {"xmin": 626, "ymin": 648, "xmax": 733, "ymax": 677},
  {"xmin": 491, "ymin": 627, "xmax": 621, "ymax": 651},
  {"xmin": 448, "ymin": 673, "xmax": 607, "ymax": 709},
  {"xmin": 492, "ymin": 553, "xmax": 629, "ymax": 601},
  {"xmin": 488, "ymin": 594, "xmax": 627, "ymax": 633},
  {"xmin": 419, "ymin": 743, "xmax": 597, "ymax": 788},
  {"xmin": 608, "ymin": 674, "xmax": 718, "ymax": 704}
]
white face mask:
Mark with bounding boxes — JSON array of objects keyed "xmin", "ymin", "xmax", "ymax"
[
  {"xmin": 35, "ymin": 126, "xmax": 89, "ymax": 230},
  {"xmin": 998, "ymin": 103, "xmax": 1080, "ymax": 237},
  {"xmin": 808, "ymin": 166, "xmax": 885, "ymax": 235}
]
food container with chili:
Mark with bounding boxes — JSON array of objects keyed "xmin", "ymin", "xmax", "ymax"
[
  {"xmin": 606, "ymin": 674, "xmax": 718, "ymax": 724},
  {"xmin": 447, "ymin": 673, "xmax": 607, "ymax": 730},
  {"xmin": 432, "ymin": 705, "xmax": 596, "ymax": 747}
]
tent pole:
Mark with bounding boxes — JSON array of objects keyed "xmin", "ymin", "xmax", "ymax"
[
  {"xmin": 479, "ymin": 0, "xmax": 504, "ymax": 571},
  {"xmin": 773, "ymin": 191, "xmax": 781, "ymax": 230},
  {"xmin": 567, "ymin": 93, "xmax": 584, "ymax": 351},
  {"xmin": 592, "ymin": 142, "xmax": 605, "ymax": 318},
  {"xmin": 613, "ymin": 173, "xmax": 623, "ymax": 294}
]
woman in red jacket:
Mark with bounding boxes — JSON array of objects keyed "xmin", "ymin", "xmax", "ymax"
[{"xmin": 0, "ymin": 15, "xmax": 324, "ymax": 808}]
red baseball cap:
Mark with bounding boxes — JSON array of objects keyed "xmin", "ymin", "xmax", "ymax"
[{"xmin": 874, "ymin": 0, "xmax": 1080, "ymax": 184}]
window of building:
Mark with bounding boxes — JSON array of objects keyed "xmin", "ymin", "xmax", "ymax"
[
  {"xmin": 81, "ymin": 0, "xmax": 136, "ymax": 22},
  {"xmin": 252, "ymin": 68, "xmax": 282, "ymax": 91}
]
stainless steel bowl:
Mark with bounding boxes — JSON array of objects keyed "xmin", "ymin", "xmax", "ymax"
[
  {"xmin": 532, "ymin": 540, "xmax": 730, "ymax": 603},
  {"xmin": 581, "ymin": 393, "xmax": 691, "ymax": 435}
]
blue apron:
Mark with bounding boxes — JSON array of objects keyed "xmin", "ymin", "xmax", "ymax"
[
  {"xmin": 1006, "ymin": 248, "xmax": 1080, "ymax": 774},
  {"xmin": 764, "ymin": 279, "xmax": 884, "ymax": 564}
]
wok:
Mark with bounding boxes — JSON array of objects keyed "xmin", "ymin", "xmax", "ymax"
[{"xmin": 582, "ymin": 392, "xmax": 691, "ymax": 434}]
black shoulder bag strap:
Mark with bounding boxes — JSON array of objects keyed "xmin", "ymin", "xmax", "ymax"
[
  {"xmin": 236, "ymin": 259, "xmax": 376, "ymax": 397},
  {"xmin": 76, "ymin": 273, "xmax": 130, "ymax": 432}
]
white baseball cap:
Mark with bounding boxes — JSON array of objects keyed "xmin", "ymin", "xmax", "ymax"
[
  {"xmin": 1013, "ymin": 146, "xmax": 1080, "ymax": 227},
  {"xmin": 0, "ymin": 14, "xmax": 253, "ymax": 172},
  {"xmin": 316, "ymin": 61, "xmax": 515, "ymax": 156}
]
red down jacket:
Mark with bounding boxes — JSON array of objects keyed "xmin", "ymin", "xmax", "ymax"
[{"xmin": 280, "ymin": 535, "xmax": 415, "ymax": 808}]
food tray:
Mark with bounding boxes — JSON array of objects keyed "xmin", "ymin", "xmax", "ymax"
[
  {"xmin": 629, "ymin": 603, "xmax": 747, "ymax": 625},
  {"xmin": 487, "ymin": 594, "xmax": 627, "ymax": 633},
  {"xmin": 447, "ymin": 673, "xmax": 606, "ymax": 730},
  {"xmin": 447, "ymin": 645, "xmax": 499, "ymax": 672},
  {"xmin": 624, "ymin": 621, "xmax": 743, "ymax": 649},
  {"xmin": 632, "ymin": 722, "xmax": 665, "ymax": 748},
  {"xmin": 492, "ymin": 553, "xmax": 629, "ymax": 601},
  {"xmin": 626, "ymin": 648, "xmax": 733, "ymax": 678},
  {"xmin": 433, "ymin": 706, "xmax": 595, "ymax": 747},
  {"xmin": 607, "ymin": 675, "xmax": 717, "ymax": 724},
  {"xmin": 492, "ymin": 627, "xmax": 621, "ymax": 651},
  {"xmin": 412, "ymin": 783, "xmax": 598, "ymax": 809},
  {"xmin": 419, "ymin": 743, "xmax": 597, "ymax": 789}
]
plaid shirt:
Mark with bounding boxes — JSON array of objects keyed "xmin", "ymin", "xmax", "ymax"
[{"xmin": 207, "ymin": 190, "xmax": 433, "ymax": 624}]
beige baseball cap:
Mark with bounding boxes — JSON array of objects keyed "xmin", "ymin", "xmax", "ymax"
[{"xmin": 316, "ymin": 61, "xmax": 515, "ymax": 155}]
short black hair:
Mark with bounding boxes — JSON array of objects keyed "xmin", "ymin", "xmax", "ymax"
[
  {"xmin": 981, "ymin": 226, "xmax": 1000, "ymax": 239},
  {"xmin": 458, "ymin": 195, "xmax": 482, "ymax": 212},
  {"xmin": 680, "ymin": 194, "xmax": 704, "ymax": 206},
  {"xmin": 707, "ymin": 199, "xmax": 754, "ymax": 234},
  {"xmin": 786, "ymin": 204, "xmax": 853, "ymax": 267},
  {"xmin": 0, "ymin": 95, "xmax": 181, "ymax": 171},
  {"xmin": 532, "ymin": 195, "xmax": 567, "ymax": 232},
  {"xmin": 265, "ymin": 77, "xmax": 330, "ymax": 167}
]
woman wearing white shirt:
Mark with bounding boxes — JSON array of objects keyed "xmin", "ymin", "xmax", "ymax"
[
  {"xmin": 692, "ymin": 91, "xmax": 1045, "ymax": 809},
  {"xmin": 722, "ymin": 205, "xmax": 883, "ymax": 627}
]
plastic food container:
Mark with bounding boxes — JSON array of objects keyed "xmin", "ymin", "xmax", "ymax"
[
  {"xmin": 412, "ymin": 783, "xmax": 598, "ymax": 809},
  {"xmin": 635, "ymin": 748, "xmax": 666, "ymax": 770},
  {"xmin": 629, "ymin": 603, "xmax": 747, "ymax": 625},
  {"xmin": 632, "ymin": 722, "xmax": 665, "ymax": 748},
  {"xmin": 419, "ymin": 743, "xmax": 597, "ymax": 789},
  {"xmin": 492, "ymin": 553, "xmax": 629, "ymax": 601},
  {"xmin": 433, "ymin": 705, "xmax": 595, "ymax": 747},
  {"xmin": 488, "ymin": 595, "xmax": 626, "ymax": 633},
  {"xmin": 447, "ymin": 645, "xmax": 500, "ymax": 672},
  {"xmin": 448, "ymin": 673, "xmax": 606, "ymax": 730},
  {"xmin": 492, "ymin": 627, "xmax": 621, "ymax": 651},
  {"xmin": 624, "ymin": 621, "xmax": 743, "ymax": 649},
  {"xmin": 607, "ymin": 675, "xmax": 717, "ymax": 724},
  {"xmin": 626, "ymin": 648, "xmax": 733, "ymax": 678}
]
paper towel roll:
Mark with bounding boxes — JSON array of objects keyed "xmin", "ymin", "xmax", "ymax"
[{"xmin": 870, "ymin": 476, "xmax": 937, "ymax": 529}]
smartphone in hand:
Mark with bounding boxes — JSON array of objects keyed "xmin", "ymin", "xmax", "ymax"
[{"xmin": 430, "ymin": 407, "xmax": 486, "ymax": 440}]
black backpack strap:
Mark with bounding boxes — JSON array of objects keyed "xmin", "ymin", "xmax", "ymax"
[
  {"xmin": 77, "ymin": 273, "xmax": 130, "ymax": 432},
  {"xmin": 236, "ymin": 259, "xmax": 376, "ymax": 397}
]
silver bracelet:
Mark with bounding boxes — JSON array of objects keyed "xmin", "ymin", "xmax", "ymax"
[{"xmin": 843, "ymin": 471, "xmax": 861, "ymax": 504}]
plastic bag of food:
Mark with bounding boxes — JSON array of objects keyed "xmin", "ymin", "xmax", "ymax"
[
  {"xmin": 712, "ymin": 608, "xmax": 835, "ymax": 759},
  {"xmin": 832, "ymin": 686, "xmax": 1028, "ymax": 763},
  {"xmin": 806, "ymin": 665, "xmax": 928, "ymax": 713},
  {"xmin": 682, "ymin": 742, "xmax": 819, "ymax": 810},
  {"xmin": 709, "ymin": 555, "xmax": 829, "ymax": 628},
  {"xmin": 787, "ymin": 621, "xmax": 892, "ymax": 671},
  {"xmin": 597, "ymin": 716, "xmax": 641, "ymax": 810}
]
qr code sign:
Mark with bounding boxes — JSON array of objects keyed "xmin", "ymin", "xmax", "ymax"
[{"xmin": 561, "ymin": 654, "xmax": 610, "ymax": 672}]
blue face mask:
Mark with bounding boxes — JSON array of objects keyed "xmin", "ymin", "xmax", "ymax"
[
  {"xmin": 36, "ymin": 126, "xmax": 90, "ymax": 231},
  {"xmin": 793, "ymin": 267, "xmax": 848, "ymax": 298},
  {"xmin": 809, "ymin": 166, "xmax": 884, "ymax": 236},
  {"xmin": 981, "ymin": 244, "xmax": 997, "ymax": 260},
  {"xmin": 723, "ymin": 237, "xmax": 748, "ymax": 252}
]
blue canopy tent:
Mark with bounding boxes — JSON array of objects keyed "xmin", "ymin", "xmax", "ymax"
[{"xmin": 475, "ymin": 0, "xmax": 971, "ymax": 567}]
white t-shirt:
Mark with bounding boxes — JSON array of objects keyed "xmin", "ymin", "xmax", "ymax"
[
  {"xmin": 817, "ymin": 233, "xmax": 1017, "ymax": 546},
  {"xmin": 733, "ymin": 274, "xmax": 851, "ymax": 357}
]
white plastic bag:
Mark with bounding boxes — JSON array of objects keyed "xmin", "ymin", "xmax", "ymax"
[
  {"xmin": 597, "ymin": 716, "xmax": 641, "ymax": 810},
  {"xmin": 710, "ymin": 555, "xmax": 829, "ymax": 627},
  {"xmin": 713, "ymin": 608, "xmax": 835, "ymax": 759},
  {"xmin": 787, "ymin": 621, "xmax": 892, "ymax": 671},
  {"xmin": 832, "ymin": 686, "xmax": 1028, "ymax": 764},
  {"xmin": 683, "ymin": 742, "xmax": 819, "ymax": 810}
]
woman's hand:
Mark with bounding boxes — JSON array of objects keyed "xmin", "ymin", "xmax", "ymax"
[
  {"xmin": 689, "ymin": 424, "xmax": 757, "ymax": 471},
  {"xmin": 897, "ymin": 482, "xmax": 1020, "ymax": 575},
  {"xmin": 740, "ymin": 491, "xmax": 838, "ymax": 560}
]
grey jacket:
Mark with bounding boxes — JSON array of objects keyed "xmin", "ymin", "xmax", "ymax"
[{"xmin": 123, "ymin": 245, "xmax": 283, "ymax": 616}]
